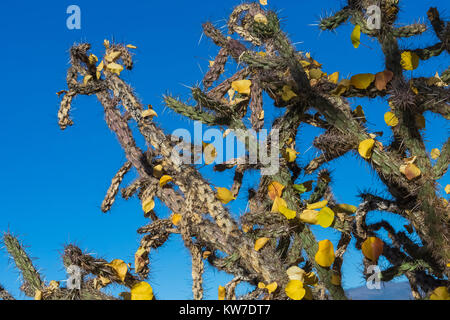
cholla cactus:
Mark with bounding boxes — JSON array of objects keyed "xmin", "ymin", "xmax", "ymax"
[{"xmin": 2, "ymin": 0, "xmax": 449, "ymax": 300}]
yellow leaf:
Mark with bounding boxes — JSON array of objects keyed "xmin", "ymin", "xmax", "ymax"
[
  {"xmin": 126, "ymin": 44, "xmax": 137, "ymax": 49},
  {"xmin": 153, "ymin": 164, "xmax": 163, "ymax": 178},
  {"xmin": 431, "ymin": 148, "xmax": 440, "ymax": 160},
  {"xmin": 430, "ymin": 286, "xmax": 450, "ymax": 300},
  {"xmin": 88, "ymin": 54, "xmax": 98, "ymax": 65},
  {"xmin": 351, "ymin": 25, "xmax": 361, "ymax": 48},
  {"xmin": 259, "ymin": 282, "xmax": 278, "ymax": 294},
  {"xmin": 231, "ymin": 80, "xmax": 252, "ymax": 95},
  {"xmin": 267, "ymin": 181, "xmax": 285, "ymax": 201},
  {"xmin": 315, "ymin": 239, "xmax": 335, "ymax": 267},
  {"xmin": 384, "ymin": 111, "xmax": 399, "ymax": 127},
  {"xmin": 281, "ymin": 85, "xmax": 298, "ymax": 101},
  {"xmin": 254, "ymin": 13, "xmax": 268, "ymax": 25},
  {"xmin": 271, "ymin": 196, "xmax": 287, "ymax": 213},
  {"xmin": 83, "ymin": 74, "xmax": 93, "ymax": 85},
  {"xmin": 131, "ymin": 282, "xmax": 153, "ymax": 300},
  {"xmin": 283, "ymin": 147, "xmax": 298, "ymax": 163},
  {"xmin": 299, "ymin": 209, "xmax": 319, "ymax": 224},
  {"xmin": 309, "ymin": 68, "xmax": 324, "ymax": 80},
  {"xmin": 142, "ymin": 197, "xmax": 155, "ymax": 213},
  {"xmin": 279, "ymin": 205, "xmax": 297, "ymax": 220},
  {"xmin": 105, "ymin": 51, "xmax": 122, "ymax": 62},
  {"xmin": 142, "ymin": 109, "xmax": 158, "ymax": 119},
  {"xmin": 426, "ymin": 72, "xmax": 447, "ymax": 87},
  {"xmin": 445, "ymin": 185, "xmax": 450, "ymax": 194},
  {"xmin": 317, "ymin": 207, "xmax": 335, "ymax": 228},
  {"xmin": 171, "ymin": 213, "xmax": 182, "ymax": 226},
  {"xmin": 331, "ymin": 79, "xmax": 351, "ymax": 96},
  {"xmin": 48, "ymin": 280, "xmax": 60, "ymax": 290},
  {"xmin": 34, "ymin": 289, "xmax": 42, "ymax": 300},
  {"xmin": 400, "ymin": 163, "xmax": 421, "ymax": 180},
  {"xmin": 328, "ymin": 72, "xmax": 339, "ymax": 84},
  {"xmin": 400, "ymin": 51, "xmax": 419, "ymax": 70},
  {"xmin": 97, "ymin": 60, "xmax": 104, "ymax": 72},
  {"xmin": 361, "ymin": 237, "xmax": 384, "ymax": 262},
  {"xmin": 254, "ymin": 237, "xmax": 270, "ymax": 251},
  {"xmin": 334, "ymin": 204, "xmax": 357, "ymax": 214},
  {"xmin": 286, "ymin": 266, "xmax": 305, "ymax": 281},
  {"xmin": 216, "ymin": 187, "xmax": 236, "ymax": 204},
  {"xmin": 285, "ymin": 280, "xmax": 305, "ymax": 300},
  {"xmin": 202, "ymin": 142, "xmax": 218, "ymax": 165},
  {"xmin": 105, "ymin": 62, "xmax": 124, "ymax": 75},
  {"xmin": 242, "ymin": 224, "xmax": 252, "ymax": 233},
  {"xmin": 257, "ymin": 51, "xmax": 267, "ymax": 57},
  {"xmin": 307, "ymin": 200, "xmax": 328, "ymax": 210},
  {"xmin": 218, "ymin": 286, "xmax": 226, "ymax": 300},
  {"xmin": 259, "ymin": 0, "xmax": 267, "ymax": 5},
  {"xmin": 258, "ymin": 110, "xmax": 265, "ymax": 120},
  {"xmin": 103, "ymin": 39, "xmax": 110, "ymax": 48},
  {"xmin": 350, "ymin": 73, "xmax": 375, "ymax": 89},
  {"xmin": 331, "ymin": 274, "xmax": 341, "ymax": 285},
  {"xmin": 135, "ymin": 247, "xmax": 147, "ymax": 273},
  {"xmin": 415, "ymin": 114, "xmax": 425, "ymax": 129},
  {"xmin": 106, "ymin": 259, "xmax": 128, "ymax": 282},
  {"xmin": 159, "ymin": 175, "xmax": 173, "ymax": 187},
  {"xmin": 202, "ymin": 251, "xmax": 211, "ymax": 259},
  {"xmin": 358, "ymin": 138, "xmax": 375, "ymax": 159}
]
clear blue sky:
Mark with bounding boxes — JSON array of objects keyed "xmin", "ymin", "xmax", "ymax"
[{"xmin": 0, "ymin": 0, "xmax": 448, "ymax": 300}]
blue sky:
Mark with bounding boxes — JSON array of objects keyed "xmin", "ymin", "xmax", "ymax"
[{"xmin": 0, "ymin": 0, "xmax": 448, "ymax": 300}]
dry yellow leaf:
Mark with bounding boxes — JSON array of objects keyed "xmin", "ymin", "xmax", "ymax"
[
  {"xmin": 299, "ymin": 209, "xmax": 319, "ymax": 224},
  {"xmin": 142, "ymin": 109, "xmax": 158, "ymax": 118},
  {"xmin": 83, "ymin": 74, "xmax": 93, "ymax": 85},
  {"xmin": 351, "ymin": 25, "xmax": 361, "ymax": 48},
  {"xmin": 309, "ymin": 68, "xmax": 324, "ymax": 80},
  {"xmin": 202, "ymin": 251, "xmax": 211, "ymax": 259},
  {"xmin": 307, "ymin": 200, "xmax": 328, "ymax": 210},
  {"xmin": 315, "ymin": 239, "xmax": 335, "ymax": 267},
  {"xmin": 34, "ymin": 289, "xmax": 42, "ymax": 300},
  {"xmin": 231, "ymin": 80, "xmax": 252, "ymax": 95},
  {"xmin": 401, "ymin": 51, "xmax": 419, "ymax": 70},
  {"xmin": 332, "ymin": 79, "xmax": 351, "ymax": 96},
  {"xmin": 281, "ymin": 85, "xmax": 298, "ymax": 101},
  {"xmin": 430, "ymin": 286, "xmax": 450, "ymax": 300},
  {"xmin": 328, "ymin": 72, "xmax": 339, "ymax": 84},
  {"xmin": 271, "ymin": 196, "xmax": 287, "ymax": 213},
  {"xmin": 216, "ymin": 187, "xmax": 236, "ymax": 204},
  {"xmin": 259, "ymin": 0, "xmax": 267, "ymax": 5},
  {"xmin": 317, "ymin": 207, "xmax": 335, "ymax": 228},
  {"xmin": 254, "ymin": 13, "xmax": 268, "ymax": 25},
  {"xmin": 384, "ymin": 111, "xmax": 399, "ymax": 127},
  {"xmin": 202, "ymin": 142, "xmax": 218, "ymax": 165},
  {"xmin": 286, "ymin": 266, "xmax": 305, "ymax": 281},
  {"xmin": 334, "ymin": 204, "xmax": 357, "ymax": 214},
  {"xmin": 285, "ymin": 280, "xmax": 305, "ymax": 300},
  {"xmin": 153, "ymin": 164, "xmax": 163, "ymax": 178},
  {"xmin": 279, "ymin": 206, "xmax": 297, "ymax": 220},
  {"xmin": 444, "ymin": 185, "xmax": 450, "ymax": 194},
  {"xmin": 218, "ymin": 286, "xmax": 226, "ymax": 300},
  {"xmin": 159, "ymin": 175, "xmax": 173, "ymax": 187},
  {"xmin": 88, "ymin": 54, "xmax": 98, "ymax": 65},
  {"xmin": 361, "ymin": 237, "xmax": 384, "ymax": 262},
  {"xmin": 106, "ymin": 259, "xmax": 128, "ymax": 282},
  {"xmin": 105, "ymin": 51, "xmax": 121, "ymax": 63},
  {"xmin": 267, "ymin": 181, "xmax": 285, "ymax": 201},
  {"xmin": 350, "ymin": 73, "xmax": 375, "ymax": 89},
  {"xmin": 431, "ymin": 148, "xmax": 440, "ymax": 160},
  {"xmin": 375, "ymin": 70, "xmax": 393, "ymax": 90},
  {"xmin": 400, "ymin": 163, "xmax": 421, "ymax": 180},
  {"xmin": 105, "ymin": 62, "xmax": 124, "ymax": 75},
  {"xmin": 358, "ymin": 138, "xmax": 375, "ymax": 159},
  {"xmin": 142, "ymin": 197, "xmax": 155, "ymax": 213},
  {"xmin": 131, "ymin": 282, "xmax": 153, "ymax": 300},
  {"xmin": 171, "ymin": 213, "xmax": 182, "ymax": 226},
  {"xmin": 134, "ymin": 247, "xmax": 147, "ymax": 273},
  {"xmin": 126, "ymin": 44, "xmax": 137, "ymax": 49},
  {"xmin": 103, "ymin": 39, "xmax": 110, "ymax": 48},
  {"xmin": 283, "ymin": 147, "xmax": 298, "ymax": 163},
  {"xmin": 254, "ymin": 237, "xmax": 270, "ymax": 251}
]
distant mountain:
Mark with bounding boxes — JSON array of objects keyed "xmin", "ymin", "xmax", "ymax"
[{"xmin": 346, "ymin": 281, "xmax": 413, "ymax": 300}]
